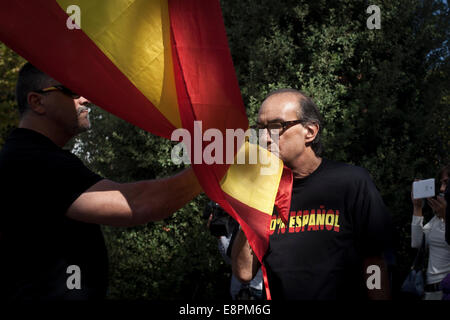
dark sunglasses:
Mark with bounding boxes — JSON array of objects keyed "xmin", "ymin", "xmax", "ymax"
[{"xmin": 34, "ymin": 85, "xmax": 81, "ymax": 99}]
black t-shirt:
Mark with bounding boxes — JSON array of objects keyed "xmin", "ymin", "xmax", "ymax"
[
  {"xmin": 0, "ymin": 128, "xmax": 108, "ymax": 300},
  {"xmin": 263, "ymin": 158, "xmax": 391, "ymax": 300}
]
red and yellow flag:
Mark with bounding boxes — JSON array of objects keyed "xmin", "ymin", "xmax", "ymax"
[{"xmin": 0, "ymin": 0, "xmax": 293, "ymax": 299}]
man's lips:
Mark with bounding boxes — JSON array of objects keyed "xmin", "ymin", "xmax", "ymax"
[{"xmin": 77, "ymin": 106, "xmax": 90, "ymax": 115}]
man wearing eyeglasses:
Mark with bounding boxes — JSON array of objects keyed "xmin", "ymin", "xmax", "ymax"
[
  {"xmin": 0, "ymin": 63, "xmax": 202, "ymax": 300},
  {"xmin": 232, "ymin": 88, "xmax": 392, "ymax": 300}
]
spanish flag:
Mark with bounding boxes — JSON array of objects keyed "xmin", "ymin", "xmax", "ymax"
[{"xmin": 0, "ymin": 0, "xmax": 293, "ymax": 299}]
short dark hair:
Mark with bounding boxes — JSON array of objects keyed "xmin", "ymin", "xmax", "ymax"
[
  {"xmin": 265, "ymin": 88, "xmax": 323, "ymax": 156},
  {"xmin": 15, "ymin": 62, "xmax": 54, "ymax": 115}
]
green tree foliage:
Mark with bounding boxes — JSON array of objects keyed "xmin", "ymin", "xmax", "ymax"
[
  {"xmin": 0, "ymin": 44, "xmax": 24, "ymax": 146},
  {"xmin": 1, "ymin": 0, "xmax": 449, "ymax": 299}
]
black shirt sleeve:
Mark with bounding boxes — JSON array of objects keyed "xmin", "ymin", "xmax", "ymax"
[
  {"xmin": 3, "ymin": 148, "xmax": 104, "ymax": 226},
  {"xmin": 1, "ymin": 147, "xmax": 103, "ymax": 228},
  {"xmin": 45, "ymin": 150, "xmax": 103, "ymax": 218},
  {"xmin": 348, "ymin": 168, "xmax": 392, "ymax": 256}
]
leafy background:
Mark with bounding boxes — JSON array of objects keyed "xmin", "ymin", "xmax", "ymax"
[{"xmin": 0, "ymin": 0, "xmax": 449, "ymax": 299}]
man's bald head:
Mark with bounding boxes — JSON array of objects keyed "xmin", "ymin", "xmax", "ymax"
[{"xmin": 263, "ymin": 88, "xmax": 323, "ymax": 156}]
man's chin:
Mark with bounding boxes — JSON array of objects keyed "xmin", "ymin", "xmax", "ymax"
[{"xmin": 76, "ymin": 123, "xmax": 91, "ymax": 134}]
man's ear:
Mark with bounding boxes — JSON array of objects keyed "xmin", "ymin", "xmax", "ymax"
[
  {"xmin": 27, "ymin": 92, "xmax": 46, "ymax": 115},
  {"xmin": 304, "ymin": 122, "xmax": 319, "ymax": 144}
]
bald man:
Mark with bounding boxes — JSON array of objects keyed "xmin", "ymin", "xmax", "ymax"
[{"xmin": 232, "ymin": 89, "xmax": 392, "ymax": 300}]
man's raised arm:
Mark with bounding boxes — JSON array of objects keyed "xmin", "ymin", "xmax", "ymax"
[{"xmin": 66, "ymin": 167, "xmax": 201, "ymax": 226}]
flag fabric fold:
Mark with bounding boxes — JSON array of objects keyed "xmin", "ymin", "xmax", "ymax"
[{"xmin": 0, "ymin": 0, "xmax": 293, "ymax": 299}]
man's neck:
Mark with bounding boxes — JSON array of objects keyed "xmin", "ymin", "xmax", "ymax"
[
  {"xmin": 19, "ymin": 117, "xmax": 71, "ymax": 148},
  {"xmin": 289, "ymin": 150, "xmax": 322, "ymax": 179}
]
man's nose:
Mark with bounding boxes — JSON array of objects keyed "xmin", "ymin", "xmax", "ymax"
[{"xmin": 78, "ymin": 96, "xmax": 91, "ymax": 105}]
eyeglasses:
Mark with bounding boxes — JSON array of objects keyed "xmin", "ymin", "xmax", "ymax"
[
  {"xmin": 252, "ymin": 119, "xmax": 305, "ymax": 135},
  {"xmin": 34, "ymin": 85, "xmax": 81, "ymax": 99}
]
